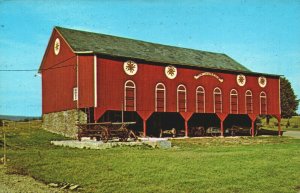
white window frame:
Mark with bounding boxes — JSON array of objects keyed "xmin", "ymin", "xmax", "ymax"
[
  {"xmin": 124, "ymin": 80, "xmax": 136, "ymax": 111},
  {"xmin": 155, "ymin": 83, "xmax": 166, "ymax": 112},
  {"xmin": 260, "ymin": 91, "xmax": 267, "ymax": 114},
  {"xmin": 230, "ymin": 89, "xmax": 238, "ymax": 114},
  {"xmin": 177, "ymin": 84, "xmax": 187, "ymax": 112},
  {"xmin": 245, "ymin": 90, "xmax": 253, "ymax": 114},
  {"xmin": 213, "ymin": 87, "xmax": 222, "ymax": 113},
  {"xmin": 196, "ymin": 86, "xmax": 205, "ymax": 113}
]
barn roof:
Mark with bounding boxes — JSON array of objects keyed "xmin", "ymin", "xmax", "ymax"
[{"xmin": 55, "ymin": 26, "xmax": 251, "ymax": 73}]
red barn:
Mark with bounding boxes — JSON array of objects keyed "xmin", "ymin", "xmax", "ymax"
[{"xmin": 39, "ymin": 26, "xmax": 281, "ymax": 138}]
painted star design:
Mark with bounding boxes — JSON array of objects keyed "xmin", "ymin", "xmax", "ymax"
[
  {"xmin": 55, "ymin": 42, "xmax": 60, "ymax": 50},
  {"xmin": 167, "ymin": 66, "xmax": 175, "ymax": 76},
  {"xmin": 126, "ymin": 61, "xmax": 136, "ymax": 73},
  {"xmin": 260, "ymin": 78, "xmax": 265, "ymax": 85},
  {"xmin": 238, "ymin": 76, "xmax": 244, "ymax": 83}
]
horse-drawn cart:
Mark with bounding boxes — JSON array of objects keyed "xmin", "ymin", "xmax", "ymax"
[{"xmin": 77, "ymin": 122, "xmax": 137, "ymax": 143}]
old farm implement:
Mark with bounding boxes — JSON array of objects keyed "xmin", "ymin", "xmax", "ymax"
[{"xmin": 77, "ymin": 122, "xmax": 137, "ymax": 143}]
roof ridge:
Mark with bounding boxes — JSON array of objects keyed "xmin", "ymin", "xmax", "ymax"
[{"xmin": 55, "ymin": 26, "xmax": 251, "ymax": 72}]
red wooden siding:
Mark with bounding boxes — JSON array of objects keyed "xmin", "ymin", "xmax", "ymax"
[
  {"xmin": 41, "ymin": 29, "xmax": 77, "ymax": 114},
  {"xmin": 95, "ymin": 57, "xmax": 280, "ymax": 121},
  {"xmin": 78, "ymin": 55, "xmax": 94, "ymax": 108}
]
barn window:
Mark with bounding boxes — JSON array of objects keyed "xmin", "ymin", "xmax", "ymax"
[
  {"xmin": 124, "ymin": 80, "xmax": 136, "ymax": 111},
  {"xmin": 245, "ymin": 90, "xmax": 253, "ymax": 113},
  {"xmin": 260, "ymin": 91, "xmax": 267, "ymax": 114},
  {"xmin": 196, "ymin": 86, "xmax": 205, "ymax": 113},
  {"xmin": 177, "ymin": 84, "xmax": 187, "ymax": 112},
  {"xmin": 213, "ymin": 87, "xmax": 222, "ymax": 113},
  {"xmin": 155, "ymin": 83, "xmax": 166, "ymax": 112},
  {"xmin": 230, "ymin": 89, "xmax": 238, "ymax": 114}
]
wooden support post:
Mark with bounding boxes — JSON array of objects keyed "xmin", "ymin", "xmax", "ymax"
[
  {"xmin": 278, "ymin": 119, "xmax": 282, "ymax": 136},
  {"xmin": 220, "ymin": 120, "xmax": 224, "ymax": 137},
  {"xmin": 143, "ymin": 119, "xmax": 147, "ymax": 137},
  {"xmin": 137, "ymin": 111, "xmax": 152, "ymax": 138},
  {"xmin": 185, "ymin": 120, "xmax": 188, "ymax": 137},
  {"xmin": 251, "ymin": 120, "xmax": 255, "ymax": 137},
  {"xmin": 216, "ymin": 113, "xmax": 227, "ymax": 137},
  {"xmin": 121, "ymin": 102, "xmax": 124, "ymax": 126}
]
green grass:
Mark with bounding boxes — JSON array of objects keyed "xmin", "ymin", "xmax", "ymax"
[
  {"xmin": 1, "ymin": 122, "xmax": 300, "ymax": 193},
  {"xmin": 261, "ymin": 116, "xmax": 300, "ymax": 131}
]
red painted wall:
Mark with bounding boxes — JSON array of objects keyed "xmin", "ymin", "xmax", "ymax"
[
  {"xmin": 41, "ymin": 29, "xmax": 77, "ymax": 114},
  {"xmin": 78, "ymin": 55, "xmax": 94, "ymax": 108},
  {"xmin": 95, "ymin": 57, "xmax": 280, "ymax": 120}
]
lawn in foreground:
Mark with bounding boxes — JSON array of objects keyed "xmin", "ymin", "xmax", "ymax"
[{"xmin": 1, "ymin": 126, "xmax": 300, "ymax": 193}]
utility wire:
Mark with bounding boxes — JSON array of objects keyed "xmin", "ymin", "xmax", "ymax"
[{"xmin": 0, "ymin": 55, "xmax": 76, "ymax": 72}]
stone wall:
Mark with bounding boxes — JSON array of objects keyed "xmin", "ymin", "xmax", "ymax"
[{"xmin": 42, "ymin": 109, "xmax": 87, "ymax": 138}]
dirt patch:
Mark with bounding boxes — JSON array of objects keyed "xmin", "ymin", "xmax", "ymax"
[{"xmin": 0, "ymin": 165, "xmax": 69, "ymax": 193}]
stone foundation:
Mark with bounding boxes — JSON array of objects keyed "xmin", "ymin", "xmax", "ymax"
[{"xmin": 42, "ymin": 109, "xmax": 87, "ymax": 138}]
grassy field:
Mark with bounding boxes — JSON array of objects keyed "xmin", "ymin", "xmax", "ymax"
[
  {"xmin": 261, "ymin": 116, "xmax": 300, "ymax": 131},
  {"xmin": 1, "ymin": 121, "xmax": 300, "ymax": 193}
]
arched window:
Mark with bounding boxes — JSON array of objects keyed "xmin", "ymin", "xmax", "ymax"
[
  {"xmin": 260, "ymin": 91, "xmax": 267, "ymax": 114},
  {"xmin": 213, "ymin": 87, "xmax": 222, "ymax": 113},
  {"xmin": 155, "ymin": 83, "xmax": 166, "ymax": 112},
  {"xmin": 124, "ymin": 80, "xmax": 136, "ymax": 111},
  {"xmin": 245, "ymin": 90, "xmax": 253, "ymax": 114},
  {"xmin": 230, "ymin": 89, "xmax": 238, "ymax": 114},
  {"xmin": 196, "ymin": 86, "xmax": 205, "ymax": 113},
  {"xmin": 177, "ymin": 84, "xmax": 187, "ymax": 112}
]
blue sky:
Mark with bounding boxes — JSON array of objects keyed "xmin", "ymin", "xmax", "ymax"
[{"xmin": 0, "ymin": 0, "xmax": 300, "ymax": 116}]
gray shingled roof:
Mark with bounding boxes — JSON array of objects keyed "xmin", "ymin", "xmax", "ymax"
[{"xmin": 56, "ymin": 26, "xmax": 250, "ymax": 72}]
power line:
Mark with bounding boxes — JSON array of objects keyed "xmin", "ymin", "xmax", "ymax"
[
  {"xmin": 0, "ymin": 55, "xmax": 77, "ymax": 72},
  {"xmin": 0, "ymin": 69, "xmax": 37, "ymax": 71}
]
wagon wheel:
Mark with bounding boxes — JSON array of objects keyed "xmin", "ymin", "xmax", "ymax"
[
  {"xmin": 127, "ymin": 130, "xmax": 138, "ymax": 141},
  {"xmin": 118, "ymin": 126, "xmax": 128, "ymax": 142},
  {"xmin": 199, "ymin": 127, "xmax": 205, "ymax": 137},
  {"xmin": 101, "ymin": 127, "xmax": 109, "ymax": 143}
]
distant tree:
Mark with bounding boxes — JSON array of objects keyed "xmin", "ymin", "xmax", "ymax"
[{"xmin": 280, "ymin": 77, "xmax": 299, "ymax": 120}]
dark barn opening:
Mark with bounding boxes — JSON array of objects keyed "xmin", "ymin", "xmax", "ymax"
[
  {"xmin": 98, "ymin": 110, "xmax": 143, "ymax": 134},
  {"xmin": 188, "ymin": 113, "xmax": 220, "ymax": 136},
  {"xmin": 224, "ymin": 114, "xmax": 252, "ymax": 136},
  {"xmin": 188, "ymin": 113, "xmax": 220, "ymax": 128},
  {"xmin": 147, "ymin": 113, "xmax": 184, "ymax": 137}
]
